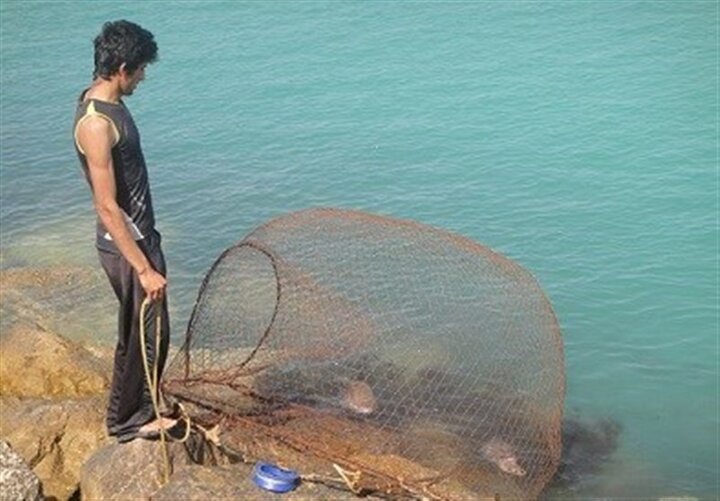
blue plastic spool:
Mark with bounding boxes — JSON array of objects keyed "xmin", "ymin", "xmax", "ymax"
[{"xmin": 252, "ymin": 461, "xmax": 300, "ymax": 493}]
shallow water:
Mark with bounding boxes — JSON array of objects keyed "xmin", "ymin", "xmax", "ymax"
[{"xmin": 1, "ymin": 1, "xmax": 717, "ymax": 497}]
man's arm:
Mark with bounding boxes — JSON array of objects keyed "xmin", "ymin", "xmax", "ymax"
[{"xmin": 77, "ymin": 116, "xmax": 166, "ymax": 302}]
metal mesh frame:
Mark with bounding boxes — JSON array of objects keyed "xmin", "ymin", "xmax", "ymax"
[{"xmin": 164, "ymin": 208, "xmax": 564, "ymax": 499}]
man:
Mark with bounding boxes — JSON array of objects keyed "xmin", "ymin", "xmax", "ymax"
[{"xmin": 73, "ymin": 20, "xmax": 177, "ymax": 443}]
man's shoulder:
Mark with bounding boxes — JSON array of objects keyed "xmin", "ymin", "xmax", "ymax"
[
  {"xmin": 77, "ymin": 113, "xmax": 115, "ymax": 134},
  {"xmin": 75, "ymin": 104, "xmax": 121, "ymax": 153}
]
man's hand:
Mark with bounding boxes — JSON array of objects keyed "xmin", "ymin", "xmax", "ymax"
[{"xmin": 138, "ymin": 267, "xmax": 167, "ymax": 302}]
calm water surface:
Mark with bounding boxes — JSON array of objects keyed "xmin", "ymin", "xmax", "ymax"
[{"xmin": 0, "ymin": 1, "xmax": 717, "ymax": 497}]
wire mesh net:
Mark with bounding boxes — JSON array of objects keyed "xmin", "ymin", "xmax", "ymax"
[{"xmin": 163, "ymin": 208, "xmax": 564, "ymax": 499}]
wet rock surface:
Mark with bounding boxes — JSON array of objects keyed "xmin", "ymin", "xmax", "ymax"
[{"xmin": 0, "ymin": 266, "xmax": 115, "ymax": 343}]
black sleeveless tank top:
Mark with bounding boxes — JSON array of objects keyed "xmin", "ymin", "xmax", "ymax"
[{"xmin": 73, "ymin": 89, "xmax": 156, "ymax": 252}]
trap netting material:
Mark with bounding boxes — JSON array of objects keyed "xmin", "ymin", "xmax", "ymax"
[{"xmin": 164, "ymin": 208, "xmax": 564, "ymax": 499}]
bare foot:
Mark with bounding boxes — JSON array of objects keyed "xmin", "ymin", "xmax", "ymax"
[{"xmin": 138, "ymin": 416, "xmax": 178, "ymax": 434}]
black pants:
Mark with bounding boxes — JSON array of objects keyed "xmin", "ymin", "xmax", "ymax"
[{"xmin": 98, "ymin": 234, "xmax": 170, "ymax": 442}]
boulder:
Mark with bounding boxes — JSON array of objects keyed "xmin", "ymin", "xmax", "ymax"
[
  {"xmin": 0, "ymin": 439, "xmax": 42, "ymax": 501},
  {"xmin": 80, "ymin": 438, "xmax": 192, "ymax": 500},
  {"xmin": 153, "ymin": 463, "xmax": 371, "ymax": 501},
  {"xmin": 0, "ymin": 266, "xmax": 115, "ymax": 342},
  {"xmin": 0, "ymin": 396, "xmax": 110, "ymax": 500},
  {"xmin": 80, "ymin": 431, "xmax": 379, "ymax": 501},
  {"xmin": 151, "ymin": 464, "xmax": 258, "ymax": 500},
  {"xmin": 0, "ymin": 323, "xmax": 111, "ymax": 398}
]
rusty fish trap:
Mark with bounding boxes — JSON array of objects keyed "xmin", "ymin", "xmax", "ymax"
[{"xmin": 163, "ymin": 208, "xmax": 564, "ymax": 500}]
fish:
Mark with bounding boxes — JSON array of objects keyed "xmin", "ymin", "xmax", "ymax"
[
  {"xmin": 341, "ymin": 380, "xmax": 377, "ymax": 415},
  {"xmin": 481, "ymin": 437, "xmax": 527, "ymax": 477}
]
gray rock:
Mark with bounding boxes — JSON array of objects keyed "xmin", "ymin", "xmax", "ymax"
[
  {"xmin": 0, "ymin": 440, "xmax": 42, "ymax": 501},
  {"xmin": 80, "ymin": 438, "xmax": 192, "ymax": 500},
  {"xmin": 81, "ymin": 432, "xmax": 383, "ymax": 501},
  {"xmin": 154, "ymin": 463, "xmax": 372, "ymax": 500}
]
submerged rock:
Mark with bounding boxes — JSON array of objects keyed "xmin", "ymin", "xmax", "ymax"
[
  {"xmin": 540, "ymin": 415, "xmax": 622, "ymax": 498},
  {"xmin": 0, "ymin": 440, "xmax": 42, "ymax": 501},
  {"xmin": 555, "ymin": 416, "xmax": 622, "ymax": 486},
  {"xmin": 0, "ymin": 266, "xmax": 115, "ymax": 342}
]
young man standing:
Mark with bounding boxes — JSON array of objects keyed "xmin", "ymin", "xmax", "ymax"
[{"xmin": 73, "ymin": 20, "xmax": 176, "ymax": 443}]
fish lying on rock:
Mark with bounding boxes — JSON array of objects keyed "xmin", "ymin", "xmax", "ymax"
[
  {"xmin": 481, "ymin": 437, "xmax": 526, "ymax": 476},
  {"xmin": 341, "ymin": 380, "xmax": 377, "ymax": 415}
]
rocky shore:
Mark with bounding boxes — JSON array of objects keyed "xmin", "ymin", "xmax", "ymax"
[
  {"xmin": 1, "ymin": 266, "xmax": 114, "ymax": 500},
  {"xmin": 0, "ymin": 265, "xmax": 376, "ymax": 500},
  {"xmin": 0, "ymin": 265, "xmax": 700, "ymax": 500}
]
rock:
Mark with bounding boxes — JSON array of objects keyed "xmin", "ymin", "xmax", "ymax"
[
  {"xmin": 153, "ymin": 463, "xmax": 372, "ymax": 501},
  {"xmin": 0, "ymin": 396, "xmax": 110, "ymax": 500},
  {"xmin": 80, "ymin": 438, "xmax": 192, "ymax": 500},
  {"xmin": 0, "ymin": 323, "xmax": 111, "ymax": 398},
  {"xmin": 81, "ymin": 431, "xmax": 382, "ymax": 501},
  {"xmin": 0, "ymin": 266, "xmax": 116, "ymax": 343},
  {"xmin": 151, "ymin": 464, "xmax": 257, "ymax": 500},
  {"xmin": 0, "ymin": 439, "xmax": 42, "ymax": 501},
  {"xmin": 549, "ymin": 415, "xmax": 621, "ymax": 489}
]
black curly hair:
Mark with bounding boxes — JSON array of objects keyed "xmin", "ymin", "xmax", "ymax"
[{"xmin": 93, "ymin": 20, "xmax": 158, "ymax": 79}]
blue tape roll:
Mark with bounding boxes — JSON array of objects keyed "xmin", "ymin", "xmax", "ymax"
[{"xmin": 252, "ymin": 461, "xmax": 300, "ymax": 493}]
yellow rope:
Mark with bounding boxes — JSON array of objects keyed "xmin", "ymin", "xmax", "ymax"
[
  {"xmin": 174, "ymin": 402, "xmax": 193, "ymax": 442},
  {"xmin": 139, "ymin": 297, "xmax": 171, "ymax": 485},
  {"xmin": 139, "ymin": 297, "xmax": 195, "ymax": 485},
  {"xmin": 332, "ymin": 463, "xmax": 363, "ymax": 494}
]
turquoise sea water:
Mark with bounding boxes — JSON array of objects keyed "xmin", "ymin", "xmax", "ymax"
[{"xmin": 1, "ymin": 1, "xmax": 717, "ymax": 497}]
